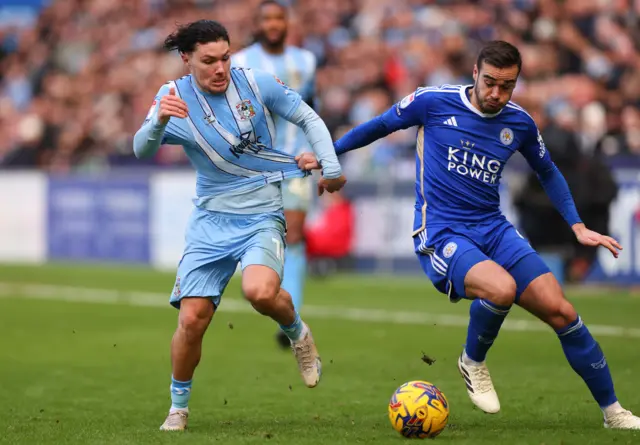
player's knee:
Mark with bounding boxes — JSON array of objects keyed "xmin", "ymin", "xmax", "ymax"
[
  {"xmin": 546, "ymin": 299, "xmax": 578, "ymax": 330},
  {"xmin": 243, "ymin": 282, "xmax": 278, "ymax": 313},
  {"xmin": 178, "ymin": 301, "xmax": 214, "ymax": 340},
  {"xmin": 490, "ymin": 276, "xmax": 517, "ymax": 307}
]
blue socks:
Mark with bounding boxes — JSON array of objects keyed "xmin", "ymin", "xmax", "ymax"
[
  {"xmin": 280, "ymin": 311, "xmax": 304, "ymax": 341},
  {"xmin": 465, "ymin": 299, "xmax": 511, "ymax": 362},
  {"xmin": 557, "ymin": 316, "xmax": 617, "ymax": 408},
  {"xmin": 282, "ymin": 242, "xmax": 306, "ymax": 311},
  {"xmin": 465, "ymin": 298, "xmax": 618, "ymax": 410},
  {"xmin": 170, "ymin": 376, "xmax": 192, "ymax": 411}
]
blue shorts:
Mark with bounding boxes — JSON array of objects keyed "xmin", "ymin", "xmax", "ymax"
[
  {"xmin": 414, "ymin": 218, "xmax": 550, "ymax": 303},
  {"xmin": 170, "ymin": 207, "xmax": 286, "ymax": 309}
]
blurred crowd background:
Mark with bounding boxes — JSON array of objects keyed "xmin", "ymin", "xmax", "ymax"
[{"xmin": 0, "ymin": 0, "xmax": 638, "ymax": 280}]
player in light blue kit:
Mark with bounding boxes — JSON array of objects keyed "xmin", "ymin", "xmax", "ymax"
[
  {"xmin": 302, "ymin": 41, "xmax": 640, "ymax": 429},
  {"xmin": 232, "ymin": 0, "xmax": 317, "ymax": 348},
  {"xmin": 133, "ymin": 20, "xmax": 346, "ymax": 432}
]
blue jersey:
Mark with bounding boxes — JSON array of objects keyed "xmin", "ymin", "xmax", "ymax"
[
  {"xmin": 232, "ymin": 43, "xmax": 316, "ymax": 157},
  {"xmin": 334, "ymin": 84, "xmax": 581, "ymax": 235}
]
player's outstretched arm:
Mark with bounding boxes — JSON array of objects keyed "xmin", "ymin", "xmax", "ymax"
[
  {"xmin": 519, "ymin": 124, "xmax": 622, "ymax": 258},
  {"xmin": 252, "ymin": 69, "xmax": 346, "ymax": 194},
  {"xmin": 334, "ymin": 91, "xmax": 426, "ymax": 155},
  {"xmin": 133, "ymin": 86, "xmax": 188, "ymax": 159}
]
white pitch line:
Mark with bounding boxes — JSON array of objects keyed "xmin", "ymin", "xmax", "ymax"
[{"xmin": 1, "ymin": 282, "xmax": 640, "ymax": 339}]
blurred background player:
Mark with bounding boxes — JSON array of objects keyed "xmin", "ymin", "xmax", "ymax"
[
  {"xmin": 134, "ymin": 20, "xmax": 345, "ymax": 432},
  {"xmin": 232, "ymin": 0, "xmax": 317, "ymax": 349}
]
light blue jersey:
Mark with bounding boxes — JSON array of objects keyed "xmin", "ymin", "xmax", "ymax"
[
  {"xmin": 232, "ymin": 43, "xmax": 316, "ymax": 157},
  {"xmin": 135, "ymin": 67, "xmax": 339, "ymax": 214},
  {"xmin": 133, "ymin": 67, "xmax": 341, "ymax": 307}
]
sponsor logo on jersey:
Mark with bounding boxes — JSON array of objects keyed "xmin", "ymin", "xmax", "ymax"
[{"xmin": 447, "ymin": 140, "xmax": 502, "ymax": 184}]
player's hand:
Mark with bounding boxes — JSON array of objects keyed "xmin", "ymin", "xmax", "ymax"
[
  {"xmin": 295, "ymin": 152, "xmax": 321, "ymax": 171},
  {"xmin": 573, "ymin": 223, "xmax": 622, "ymax": 258},
  {"xmin": 317, "ymin": 175, "xmax": 347, "ymax": 196},
  {"xmin": 158, "ymin": 87, "xmax": 189, "ymax": 125}
]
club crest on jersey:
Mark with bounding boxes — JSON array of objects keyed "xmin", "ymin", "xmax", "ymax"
[
  {"xmin": 236, "ymin": 99, "xmax": 256, "ymax": 121},
  {"xmin": 173, "ymin": 277, "xmax": 181, "ymax": 297},
  {"xmin": 443, "ymin": 242, "xmax": 457, "ymax": 258},
  {"xmin": 500, "ymin": 128, "xmax": 514, "ymax": 145}
]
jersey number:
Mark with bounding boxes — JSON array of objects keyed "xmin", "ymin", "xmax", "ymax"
[{"xmin": 272, "ymin": 237, "xmax": 284, "ymax": 261}]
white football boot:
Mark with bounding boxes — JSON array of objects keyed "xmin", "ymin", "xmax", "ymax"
[
  {"xmin": 604, "ymin": 408, "xmax": 640, "ymax": 430},
  {"xmin": 457, "ymin": 352, "xmax": 500, "ymax": 414},
  {"xmin": 159, "ymin": 409, "xmax": 188, "ymax": 431},
  {"xmin": 291, "ymin": 323, "xmax": 322, "ymax": 388}
]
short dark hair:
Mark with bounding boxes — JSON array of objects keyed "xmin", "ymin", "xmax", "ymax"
[
  {"xmin": 476, "ymin": 41, "xmax": 522, "ymax": 73},
  {"xmin": 259, "ymin": 0, "xmax": 287, "ymax": 10},
  {"xmin": 164, "ymin": 20, "xmax": 230, "ymax": 54}
]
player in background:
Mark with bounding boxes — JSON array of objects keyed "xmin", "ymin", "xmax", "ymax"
[
  {"xmin": 133, "ymin": 20, "xmax": 346, "ymax": 431},
  {"xmin": 298, "ymin": 40, "xmax": 640, "ymax": 429},
  {"xmin": 232, "ymin": 0, "xmax": 317, "ymax": 348}
]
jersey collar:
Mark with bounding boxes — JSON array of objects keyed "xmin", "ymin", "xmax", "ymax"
[{"xmin": 459, "ymin": 85, "xmax": 503, "ymax": 118}]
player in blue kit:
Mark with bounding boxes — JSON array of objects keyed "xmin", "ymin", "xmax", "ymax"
[
  {"xmin": 133, "ymin": 20, "xmax": 346, "ymax": 431},
  {"xmin": 300, "ymin": 40, "xmax": 640, "ymax": 429},
  {"xmin": 232, "ymin": 0, "xmax": 318, "ymax": 349}
]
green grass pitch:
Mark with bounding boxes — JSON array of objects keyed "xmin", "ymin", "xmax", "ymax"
[{"xmin": 0, "ymin": 263, "xmax": 639, "ymax": 444}]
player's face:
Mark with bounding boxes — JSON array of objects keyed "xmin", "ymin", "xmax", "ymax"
[
  {"xmin": 258, "ymin": 3, "xmax": 287, "ymax": 47},
  {"xmin": 184, "ymin": 40, "xmax": 231, "ymax": 95},
  {"xmin": 472, "ymin": 63, "xmax": 519, "ymax": 114}
]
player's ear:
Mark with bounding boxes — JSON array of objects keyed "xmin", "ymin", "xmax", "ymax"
[
  {"xmin": 473, "ymin": 64, "xmax": 478, "ymax": 82},
  {"xmin": 180, "ymin": 52, "xmax": 189, "ymax": 66}
]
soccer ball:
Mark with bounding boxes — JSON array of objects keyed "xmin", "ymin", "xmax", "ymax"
[{"xmin": 388, "ymin": 380, "xmax": 449, "ymax": 439}]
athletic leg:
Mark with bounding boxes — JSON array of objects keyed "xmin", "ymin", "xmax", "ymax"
[
  {"xmin": 516, "ymin": 266, "xmax": 640, "ymax": 429},
  {"xmin": 277, "ymin": 178, "xmax": 311, "ymax": 348},
  {"xmin": 160, "ymin": 208, "xmax": 238, "ymax": 431},
  {"xmin": 240, "ymin": 215, "xmax": 321, "ymax": 388},
  {"xmin": 415, "ymin": 232, "xmax": 509, "ymax": 413}
]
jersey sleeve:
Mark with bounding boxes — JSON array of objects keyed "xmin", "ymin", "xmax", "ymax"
[
  {"xmin": 252, "ymin": 68, "xmax": 302, "ymax": 120},
  {"xmin": 390, "ymin": 89, "xmax": 431, "ymax": 129},
  {"xmin": 134, "ymin": 83, "xmax": 187, "ymax": 158},
  {"xmin": 519, "ymin": 117, "xmax": 582, "ymax": 227},
  {"xmin": 333, "ymin": 88, "xmax": 430, "ymax": 155},
  {"xmin": 518, "ymin": 120, "xmax": 553, "ymax": 174}
]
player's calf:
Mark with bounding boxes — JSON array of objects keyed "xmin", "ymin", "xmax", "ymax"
[
  {"xmin": 172, "ymin": 298, "xmax": 214, "ymax": 381},
  {"xmin": 162, "ymin": 298, "xmax": 214, "ymax": 431},
  {"xmin": 456, "ymin": 259, "xmax": 516, "ymax": 413},
  {"xmin": 519, "ymin": 272, "xmax": 640, "ymax": 425}
]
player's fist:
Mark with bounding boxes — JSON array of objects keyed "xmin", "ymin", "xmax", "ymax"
[
  {"xmin": 318, "ymin": 175, "xmax": 347, "ymax": 196},
  {"xmin": 295, "ymin": 152, "xmax": 321, "ymax": 171},
  {"xmin": 158, "ymin": 87, "xmax": 189, "ymax": 125}
]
